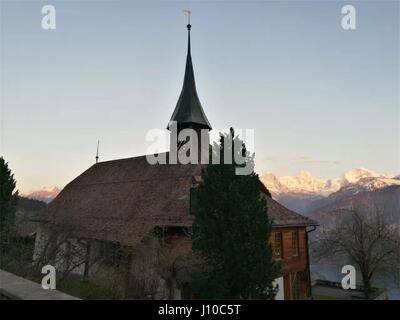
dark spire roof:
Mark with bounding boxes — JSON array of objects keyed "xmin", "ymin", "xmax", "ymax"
[{"xmin": 168, "ymin": 24, "xmax": 211, "ymax": 130}]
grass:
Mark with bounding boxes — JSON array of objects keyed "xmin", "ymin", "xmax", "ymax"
[{"xmin": 56, "ymin": 275, "xmax": 121, "ymax": 300}]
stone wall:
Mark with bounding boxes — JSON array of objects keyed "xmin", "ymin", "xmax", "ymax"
[{"xmin": 0, "ymin": 269, "xmax": 79, "ymax": 300}]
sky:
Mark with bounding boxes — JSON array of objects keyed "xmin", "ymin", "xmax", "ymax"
[{"xmin": 0, "ymin": 0, "xmax": 399, "ymax": 193}]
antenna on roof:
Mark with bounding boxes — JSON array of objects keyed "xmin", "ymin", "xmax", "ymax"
[{"xmin": 95, "ymin": 140, "xmax": 100, "ymax": 163}]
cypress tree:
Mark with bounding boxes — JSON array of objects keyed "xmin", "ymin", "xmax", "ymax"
[
  {"xmin": 0, "ymin": 157, "xmax": 18, "ymax": 245},
  {"xmin": 192, "ymin": 129, "xmax": 278, "ymax": 299}
]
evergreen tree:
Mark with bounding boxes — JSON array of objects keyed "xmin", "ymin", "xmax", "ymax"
[
  {"xmin": 0, "ymin": 157, "xmax": 18, "ymax": 245},
  {"xmin": 192, "ymin": 129, "xmax": 278, "ymax": 299}
]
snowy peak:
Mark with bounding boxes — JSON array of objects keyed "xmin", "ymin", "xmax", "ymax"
[
  {"xmin": 339, "ymin": 176, "xmax": 400, "ymax": 194},
  {"xmin": 24, "ymin": 186, "xmax": 61, "ymax": 203},
  {"xmin": 262, "ymin": 171, "xmax": 338, "ymax": 195},
  {"xmin": 261, "ymin": 168, "xmax": 399, "ymax": 196},
  {"xmin": 342, "ymin": 167, "xmax": 379, "ymax": 184}
]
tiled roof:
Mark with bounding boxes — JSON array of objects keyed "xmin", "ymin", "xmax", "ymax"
[
  {"xmin": 264, "ymin": 195, "xmax": 318, "ymax": 228},
  {"xmin": 47, "ymin": 154, "xmax": 317, "ymax": 244}
]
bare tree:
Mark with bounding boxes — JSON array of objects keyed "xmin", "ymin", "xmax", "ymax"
[
  {"xmin": 314, "ymin": 207, "xmax": 399, "ymax": 299},
  {"xmin": 158, "ymin": 243, "xmax": 211, "ymax": 299},
  {"xmin": 34, "ymin": 223, "xmax": 211, "ymax": 299},
  {"xmin": 121, "ymin": 228, "xmax": 211, "ymax": 299}
]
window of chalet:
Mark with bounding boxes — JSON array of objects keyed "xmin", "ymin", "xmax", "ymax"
[
  {"xmin": 274, "ymin": 232, "xmax": 283, "ymax": 259},
  {"xmin": 292, "ymin": 231, "xmax": 299, "ymax": 257}
]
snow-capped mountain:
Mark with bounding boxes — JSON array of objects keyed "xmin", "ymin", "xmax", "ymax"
[
  {"xmin": 342, "ymin": 167, "xmax": 380, "ymax": 184},
  {"xmin": 320, "ymin": 176, "xmax": 400, "ymax": 208},
  {"xmin": 262, "ymin": 171, "xmax": 339, "ymax": 196},
  {"xmin": 24, "ymin": 186, "xmax": 61, "ymax": 203},
  {"xmin": 261, "ymin": 168, "xmax": 399, "ymax": 214},
  {"xmin": 339, "ymin": 176, "xmax": 400, "ymax": 193},
  {"xmin": 261, "ymin": 168, "xmax": 392, "ymax": 196}
]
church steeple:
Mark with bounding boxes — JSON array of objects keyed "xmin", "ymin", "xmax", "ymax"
[{"xmin": 167, "ymin": 22, "xmax": 211, "ymax": 131}]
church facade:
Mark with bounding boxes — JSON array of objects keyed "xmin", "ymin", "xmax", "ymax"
[{"xmin": 33, "ymin": 23, "xmax": 317, "ymax": 300}]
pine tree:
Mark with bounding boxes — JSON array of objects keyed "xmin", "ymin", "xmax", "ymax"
[
  {"xmin": 192, "ymin": 129, "xmax": 278, "ymax": 299},
  {"xmin": 0, "ymin": 157, "xmax": 18, "ymax": 245}
]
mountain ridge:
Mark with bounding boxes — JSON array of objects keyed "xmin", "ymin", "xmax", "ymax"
[
  {"xmin": 23, "ymin": 186, "xmax": 61, "ymax": 203},
  {"xmin": 261, "ymin": 168, "xmax": 400, "ymax": 214},
  {"xmin": 261, "ymin": 168, "xmax": 398, "ymax": 195}
]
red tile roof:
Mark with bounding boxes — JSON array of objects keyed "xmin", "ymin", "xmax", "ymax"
[{"xmin": 47, "ymin": 154, "xmax": 316, "ymax": 244}]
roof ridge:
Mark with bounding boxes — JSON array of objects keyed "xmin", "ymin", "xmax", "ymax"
[
  {"xmin": 96, "ymin": 152, "xmax": 169, "ymax": 165},
  {"xmin": 69, "ymin": 173, "xmax": 201, "ymax": 188}
]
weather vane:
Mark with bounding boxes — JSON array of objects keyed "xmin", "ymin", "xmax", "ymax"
[{"xmin": 183, "ymin": 9, "xmax": 191, "ymax": 25}]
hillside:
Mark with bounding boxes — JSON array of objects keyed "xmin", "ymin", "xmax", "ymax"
[{"xmin": 307, "ymin": 185, "xmax": 400, "ymax": 227}]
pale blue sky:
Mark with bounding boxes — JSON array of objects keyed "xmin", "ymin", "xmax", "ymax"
[{"xmin": 0, "ymin": 0, "xmax": 399, "ymax": 193}]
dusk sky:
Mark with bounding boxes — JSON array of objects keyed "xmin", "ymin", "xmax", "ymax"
[{"xmin": 0, "ymin": 0, "xmax": 399, "ymax": 194}]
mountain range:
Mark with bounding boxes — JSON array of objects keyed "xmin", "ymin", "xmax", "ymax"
[
  {"xmin": 24, "ymin": 168, "xmax": 400, "ymax": 223},
  {"xmin": 261, "ymin": 168, "xmax": 400, "ymax": 214},
  {"xmin": 306, "ymin": 185, "xmax": 400, "ymax": 226}
]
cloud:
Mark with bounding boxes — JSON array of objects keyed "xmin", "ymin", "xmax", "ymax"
[
  {"xmin": 264, "ymin": 155, "xmax": 281, "ymax": 162},
  {"xmin": 294, "ymin": 156, "xmax": 340, "ymax": 165}
]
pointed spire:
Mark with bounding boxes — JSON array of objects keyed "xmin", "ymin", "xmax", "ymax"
[{"xmin": 167, "ymin": 20, "xmax": 211, "ymax": 131}]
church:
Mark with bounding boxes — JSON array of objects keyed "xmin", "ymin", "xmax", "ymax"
[{"xmin": 33, "ymin": 22, "xmax": 317, "ymax": 300}]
